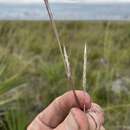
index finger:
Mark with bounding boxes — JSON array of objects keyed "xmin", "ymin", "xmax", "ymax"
[{"xmin": 37, "ymin": 90, "xmax": 91, "ymax": 128}]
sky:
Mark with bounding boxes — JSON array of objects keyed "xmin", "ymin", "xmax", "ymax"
[{"xmin": 0, "ymin": 0, "xmax": 130, "ymax": 4}]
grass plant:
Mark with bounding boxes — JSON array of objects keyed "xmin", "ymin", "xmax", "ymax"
[{"xmin": 0, "ymin": 21, "xmax": 130, "ymax": 130}]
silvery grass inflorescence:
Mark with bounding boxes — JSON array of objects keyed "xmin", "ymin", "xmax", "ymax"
[
  {"xmin": 43, "ymin": 0, "xmax": 87, "ymax": 109},
  {"xmin": 83, "ymin": 43, "xmax": 88, "ymax": 112}
]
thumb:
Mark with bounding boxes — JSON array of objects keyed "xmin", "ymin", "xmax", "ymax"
[
  {"xmin": 87, "ymin": 103, "xmax": 105, "ymax": 130},
  {"xmin": 55, "ymin": 103, "xmax": 105, "ymax": 130},
  {"xmin": 55, "ymin": 108, "xmax": 89, "ymax": 130}
]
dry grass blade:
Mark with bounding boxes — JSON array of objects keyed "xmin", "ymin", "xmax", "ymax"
[
  {"xmin": 83, "ymin": 43, "xmax": 87, "ymax": 92},
  {"xmin": 43, "ymin": 0, "xmax": 66, "ymax": 70},
  {"xmin": 82, "ymin": 43, "xmax": 88, "ymax": 112},
  {"xmin": 43, "ymin": 0, "xmax": 71, "ymax": 83},
  {"xmin": 43, "ymin": 0, "xmax": 81, "ymax": 107}
]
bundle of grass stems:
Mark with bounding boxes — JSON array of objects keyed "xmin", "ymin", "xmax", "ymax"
[{"xmin": 43, "ymin": 0, "xmax": 105, "ymax": 130}]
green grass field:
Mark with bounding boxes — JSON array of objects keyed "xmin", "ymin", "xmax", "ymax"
[{"xmin": 0, "ymin": 21, "xmax": 130, "ymax": 130}]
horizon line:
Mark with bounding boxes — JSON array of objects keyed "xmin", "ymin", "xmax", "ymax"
[{"xmin": 1, "ymin": 1, "xmax": 130, "ymax": 4}]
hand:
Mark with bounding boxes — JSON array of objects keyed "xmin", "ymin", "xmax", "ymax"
[{"xmin": 27, "ymin": 90, "xmax": 105, "ymax": 130}]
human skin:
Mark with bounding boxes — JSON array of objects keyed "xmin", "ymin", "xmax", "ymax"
[{"xmin": 27, "ymin": 90, "xmax": 105, "ymax": 130}]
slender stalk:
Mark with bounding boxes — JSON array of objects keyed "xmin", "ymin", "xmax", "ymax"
[
  {"xmin": 82, "ymin": 43, "xmax": 88, "ymax": 112},
  {"xmin": 83, "ymin": 43, "xmax": 87, "ymax": 92},
  {"xmin": 43, "ymin": 0, "xmax": 81, "ymax": 107},
  {"xmin": 43, "ymin": 0, "xmax": 66, "ymax": 72}
]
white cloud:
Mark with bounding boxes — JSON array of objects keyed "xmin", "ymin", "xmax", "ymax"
[{"xmin": 0, "ymin": 0, "xmax": 130, "ymax": 3}]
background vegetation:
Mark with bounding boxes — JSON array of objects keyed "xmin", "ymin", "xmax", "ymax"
[{"xmin": 0, "ymin": 21, "xmax": 130, "ymax": 130}]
